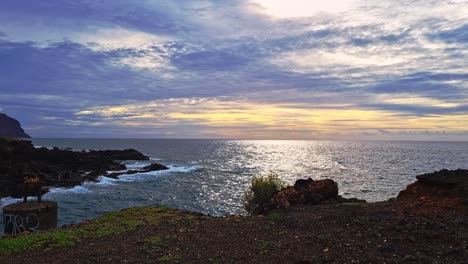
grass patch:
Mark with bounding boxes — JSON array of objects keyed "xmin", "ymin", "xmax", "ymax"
[
  {"xmin": 258, "ymin": 240, "xmax": 277, "ymax": 254},
  {"xmin": 267, "ymin": 212, "xmax": 284, "ymax": 223},
  {"xmin": 0, "ymin": 230, "xmax": 76, "ymax": 254},
  {"xmin": 76, "ymin": 206, "xmax": 180, "ymax": 238},
  {"xmin": 143, "ymin": 236, "xmax": 167, "ymax": 253},
  {"xmin": 0, "ymin": 206, "xmax": 182, "ymax": 255},
  {"xmin": 244, "ymin": 172, "xmax": 285, "ymax": 214},
  {"xmin": 354, "ymin": 216, "xmax": 370, "ymax": 225},
  {"xmin": 180, "ymin": 216, "xmax": 194, "ymax": 226}
]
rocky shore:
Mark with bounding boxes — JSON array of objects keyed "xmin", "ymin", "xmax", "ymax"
[
  {"xmin": 0, "ymin": 138, "xmax": 467, "ymax": 263},
  {"xmin": 0, "ymin": 168, "xmax": 467, "ymax": 263},
  {"xmin": 0, "ymin": 138, "xmax": 169, "ymax": 198}
]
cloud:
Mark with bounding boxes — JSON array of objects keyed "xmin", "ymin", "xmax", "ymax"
[
  {"xmin": 0, "ymin": 0, "xmax": 467, "ymax": 139},
  {"xmin": 171, "ymin": 50, "xmax": 253, "ymax": 71},
  {"xmin": 430, "ymin": 24, "xmax": 468, "ymax": 44}
]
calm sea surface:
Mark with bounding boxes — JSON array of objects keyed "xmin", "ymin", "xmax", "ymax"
[{"xmin": 2, "ymin": 139, "xmax": 468, "ymax": 231}]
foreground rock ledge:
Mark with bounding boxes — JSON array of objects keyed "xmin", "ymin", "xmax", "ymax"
[
  {"xmin": 398, "ymin": 169, "xmax": 468, "ymax": 206},
  {"xmin": 257, "ymin": 169, "xmax": 468, "ymax": 214}
]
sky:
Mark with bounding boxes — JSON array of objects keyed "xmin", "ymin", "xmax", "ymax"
[{"xmin": 0, "ymin": 0, "xmax": 467, "ymax": 140}]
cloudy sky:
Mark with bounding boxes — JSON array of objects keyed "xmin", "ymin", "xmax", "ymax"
[{"xmin": 0, "ymin": 0, "xmax": 467, "ymax": 140}]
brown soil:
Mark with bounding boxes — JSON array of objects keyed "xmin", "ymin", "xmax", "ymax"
[{"xmin": 1, "ymin": 199, "xmax": 467, "ymax": 264}]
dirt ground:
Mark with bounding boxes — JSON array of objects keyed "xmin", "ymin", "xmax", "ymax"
[{"xmin": 1, "ymin": 199, "xmax": 467, "ymax": 264}]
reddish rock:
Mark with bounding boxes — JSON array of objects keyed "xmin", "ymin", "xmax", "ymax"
[
  {"xmin": 269, "ymin": 178, "xmax": 339, "ymax": 209},
  {"xmin": 397, "ymin": 169, "xmax": 468, "ymax": 207}
]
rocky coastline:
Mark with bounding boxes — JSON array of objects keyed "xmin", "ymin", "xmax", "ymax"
[
  {"xmin": 0, "ymin": 138, "xmax": 169, "ymax": 198},
  {"xmin": 0, "ymin": 139, "xmax": 467, "ymax": 263},
  {"xmin": 0, "ymin": 169, "xmax": 466, "ymax": 263}
]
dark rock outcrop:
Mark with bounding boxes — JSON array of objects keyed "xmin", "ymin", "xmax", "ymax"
[
  {"xmin": 143, "ymin": 163, "xmax": 169, "ymax": 171},
  {"xmin": 107, "ymin": 163, "xmax": 169, "ymax": 178},
  {"xmin": 0, "ymin": 114, "xmax": 31, "ymax": 138},
  {"xmin": 397, "ymin": 169, "xmax": 468, "ymax": 206},
  {"xmin": 256, "ymin": 178, "xmax": 365, "ymax": 214},
  {"xmin": 0, "ymin": 138, "xmax": 155, "ymax": 198},
  {"xmin": 416, "ymin": 169, "xmax": 468, "ymax": 186}
]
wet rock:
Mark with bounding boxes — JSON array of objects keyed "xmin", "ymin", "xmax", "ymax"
[
  {"xmin": 0, "ymin": 138, "xmax": 151, "ymax": 198},
  {"xmin": 143, "ymin": 163, "xmax": 169, "ymax": 171},
  {"xmin": 106, "ymin": 163, "xmax": 169, "ymax": 179}
]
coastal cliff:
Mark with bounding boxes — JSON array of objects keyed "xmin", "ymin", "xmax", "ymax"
[{"xmin": 0, "ymin": 114, "xmax": 30, "ymax": 138}]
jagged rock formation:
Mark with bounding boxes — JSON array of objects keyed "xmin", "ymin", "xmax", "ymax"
[
  {"xmin": 397, "ymin": 169, "xmax": 468, "ymax": 206},
  {"xmin": 0, "ymin": 138, "xmax": 169, "ymax": 198},
  {"xmin": 254, "ymin": 178, "xmax": 366, "ymax": 214},
  {"xmin": 0, "ymin": 113, "xmax": 31, "ymax": 138}
]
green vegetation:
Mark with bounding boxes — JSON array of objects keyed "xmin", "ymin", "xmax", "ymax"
[
  {"xmin": 244, "ymin": 172, "xmax": 285, "ymax": 213},
  {"xmin": 180, "ymin": 216, "xmax": 194, "ymax": 226},
  {"xmin": 0, "ymin": 230, "xmax": 75, "ymax": 254},
  {"xmin": 267, "ymin": 211, "xmax": 284, "ymax": 222},
  {"xmin": 0, "ymin": 206, "xmax": 181, "ymax": 255},
  {"xmin": 258, "ymin": 240, "xmax": 277, "ymax": 254},
  {"xmin": 143, "ymin": 236, "xmax": 167, "ymax": 253}
]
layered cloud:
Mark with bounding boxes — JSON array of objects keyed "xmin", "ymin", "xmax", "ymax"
[{"xmin": 0, "ymin": 0, "xmax": 467, "ymax": 139}]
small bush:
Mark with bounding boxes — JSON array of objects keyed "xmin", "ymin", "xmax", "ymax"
[{"xmin": 244, "ymin": 172, "xmax": 285, "ymax": 214}]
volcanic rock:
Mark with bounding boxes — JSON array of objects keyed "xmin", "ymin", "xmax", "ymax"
[
  {"xmin": 107, "ymin": 163, "xmax": 169, "ymax": 178},
  {"xmin": 268, "ymin": 178, "xmax": 339, "ymax": 210},
  {"xmin": 0, "ymin": 113, "xmax": 31, "ymax": 138},
  {"xmin": 143, "ymin": 163, "xmax": 169, "ymax": 171},
  {"xmin": 416, "ymin": 169, "xmax": 468, "ymax": 186},
  {"xmin": 0, "ymin": 138, "xmax": 151, "ymax": 198},
  {"xmin": 397, "ymin": 169, "xmax": 468, "ymax": 206}
]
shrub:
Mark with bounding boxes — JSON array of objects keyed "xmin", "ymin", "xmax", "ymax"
[{"xmin": 244, "ymin": 172, "xmax": 285, "ymax": 214}]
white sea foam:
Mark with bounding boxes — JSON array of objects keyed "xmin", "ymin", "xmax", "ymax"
[
  {"xmin": 124, "ymin": 161, "xmax": 152, "ymax": 170},
  {"xmin": 168, "ymin": 165, "xmax": 203, "ymax": 173},
  {"xmin": 91, "ymin": 176, "xmax": 118, "ymax": 186},
  {"xmin": 0, "ymin": 197, "xmax": 22, "ymax": 207},
  {"xmin": 45, "ymin": 186, "xmax": 91, "ymax": 196},
  {"xmin": 106, "ymin": 169, "xmax": 128, "ymax": 174},
  {"xmin": 112, "ymin": 164, "xmax": 202, "ymax": 182},
  {"xmin": 33, "ymin": 145, "xmax": 52, "ymax": 150}
]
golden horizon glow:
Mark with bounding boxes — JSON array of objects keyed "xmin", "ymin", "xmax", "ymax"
[{"xmin": 75, "ymin": 97, "xmax": 468, "ymax": 139}]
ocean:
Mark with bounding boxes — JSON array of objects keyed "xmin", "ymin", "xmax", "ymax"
[{"xmin": 1, "ymin": 139, "xmax": 468, "ymax": 232}]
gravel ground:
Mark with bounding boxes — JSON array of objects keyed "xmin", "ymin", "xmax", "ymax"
[{"xmin": 1, "ymin": 199, "xmax": 467, "ymax": 264}]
